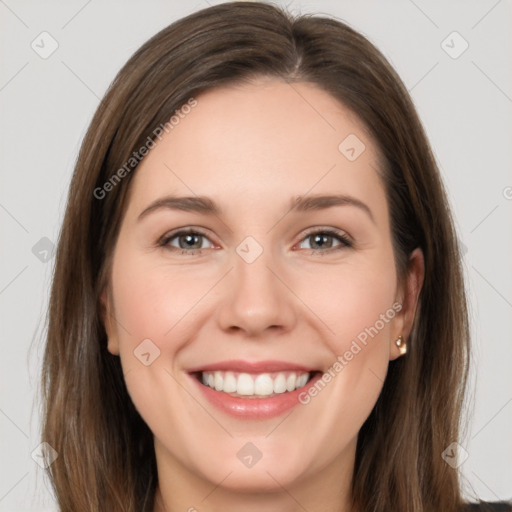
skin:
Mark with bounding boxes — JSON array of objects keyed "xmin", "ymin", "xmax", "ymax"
[{"xmin": 102, "ymin": 78, "xmax": 424, "ymax": 512}]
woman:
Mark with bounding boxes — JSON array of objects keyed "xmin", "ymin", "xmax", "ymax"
[{"xmin": 40, "ymin": 2, "xmax": 510, "ymax": 511}]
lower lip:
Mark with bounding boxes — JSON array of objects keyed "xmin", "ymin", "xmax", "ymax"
[{"xmin": 189, "ymin": 372, "xmax": 323, "ymax": 420}]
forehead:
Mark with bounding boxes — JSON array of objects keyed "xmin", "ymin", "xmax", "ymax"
[{"xmin": 126, "ymin": 79, "xmax": 385, "ymax": 221}]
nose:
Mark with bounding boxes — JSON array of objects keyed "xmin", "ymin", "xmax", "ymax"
[{"xmin": 216, "ymin": 245, "xmax": 297, "ymax": 338}]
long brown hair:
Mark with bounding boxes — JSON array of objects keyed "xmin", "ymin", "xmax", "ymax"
[{"xmin": 41, "ymin": 2, "xmax": 471, "ymax": 510}]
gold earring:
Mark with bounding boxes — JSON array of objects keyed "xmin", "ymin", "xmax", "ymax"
[{"xmin": 395, "ymin": 335, "xmax": 407, "ymax": 355}]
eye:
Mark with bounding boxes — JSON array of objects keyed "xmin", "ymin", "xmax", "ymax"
[
  {"xmin": 158, "ymin": 227, "xmax": 352, "ymax": 256},
  {"xmin": 296, "ymin": 228, "xmax": 352, "ymax": 253},
  {"xmin": 159, "ymin": 228, "xmax": 214, "ymax": 254}
]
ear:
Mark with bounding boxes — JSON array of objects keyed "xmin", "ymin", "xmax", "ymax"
[
  {"xmin": 100, "ymin": 287, "xmax": 120, "ymax": 356},
  {"xmin": 389, "ymin": 247, "xmax": 425, "ymax": 360}
]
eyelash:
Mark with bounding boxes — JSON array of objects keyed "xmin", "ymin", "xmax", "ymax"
[{"xmin": 158, "ymin": 227, "xmax": 353, "ymax": 256}]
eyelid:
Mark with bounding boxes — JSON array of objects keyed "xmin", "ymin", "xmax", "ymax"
[{"xmin": 297, "ymin": 226, "xmax": 352, "ymax": 245}]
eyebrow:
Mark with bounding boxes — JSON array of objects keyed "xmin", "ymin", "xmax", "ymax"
[
  {"xmin": 290, "ymin": 194, "xmax": 375, "ymax": 223},
  {"xmin": 137, "ymin": 193, "xmax": 375, "ymax": 224}
]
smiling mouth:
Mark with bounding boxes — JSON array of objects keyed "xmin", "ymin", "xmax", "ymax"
[{"xmin": 191, "ymin": 370, "xmax": 321, "ymax": 399}]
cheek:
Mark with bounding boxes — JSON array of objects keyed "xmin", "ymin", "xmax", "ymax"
[
  {"xmin": 110, "ymin": 249, "xmax": 215, "ymax": 342},
  {"xmin": 296, "ymin": 255, "xmax": 397, "ymax": 410},
  {"xmin": 302, "ymin": 257, "xmax": 397, "ymax": 352},
  {"xmin": 108, "ymin": 249, "xmax": 202, "ymax": 436},
  {"xmin": 293, "ymin": 261, "xmax": 396, "ymax": 453}
]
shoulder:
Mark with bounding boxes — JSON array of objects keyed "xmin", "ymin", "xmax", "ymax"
[{"xmin": 462, "ymin": 502, "xmax": 512, "ymax": 511}]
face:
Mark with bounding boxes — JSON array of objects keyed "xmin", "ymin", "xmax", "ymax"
[{"xmin": 102, "ymin": 79, "xmax": 423, "ymax": 504}]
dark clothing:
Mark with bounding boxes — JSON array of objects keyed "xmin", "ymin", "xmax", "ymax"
[{"xmin": 464, "ymin": 503, "xmax": 511, "ymax": 511}]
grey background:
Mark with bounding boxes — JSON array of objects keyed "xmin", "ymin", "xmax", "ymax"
[{"xmin": 0, "ymin": 0, "xmax": 511, "ymax": 510}]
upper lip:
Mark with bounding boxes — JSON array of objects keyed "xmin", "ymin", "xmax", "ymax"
[{"xmin": 187, "ymin": 360, "xmax": 318, "ymax": 374}]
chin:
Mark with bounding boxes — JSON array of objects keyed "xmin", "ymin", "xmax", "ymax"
[{"xmin": 204, "ymin": 465, "xmax": 300, "ymax": 493}]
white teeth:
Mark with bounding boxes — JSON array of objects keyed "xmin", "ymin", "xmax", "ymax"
[
  {"xmin": 254, "ymin": 374, "xmax": 274, "ymax": 395},
  {"xmin": 199, "ymin": 370, "xmax": 312, "ymax": 397},
  {"xmin": 296, "ymin": 374, "xmax": 308, "ymax": 388},
  {"xmin": 273, "ymin": 373, "xmax": 287, "ymax": 394},
  {"xmin": 237, "ymin": 373, "xmax": 254, "ymax": 395},
  {"xmin": 286, "ymin": 373, "xmax": 296, "ymax": 392},
  {"xmin": 214, "ymin": 372, "xmax": 223, "ymax": 391},
  {"xmin": 223, "ymin": 371, "xmax": 237, "ymax": 393}
]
